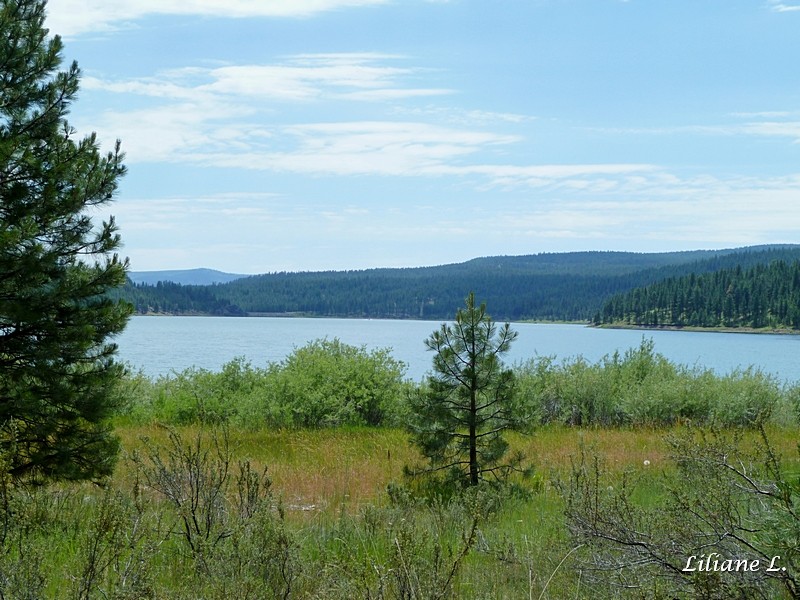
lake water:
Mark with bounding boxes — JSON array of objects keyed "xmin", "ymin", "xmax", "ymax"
[{"xmin": 115, "ymin": 316, "xmax": 800, "ymax": 383}]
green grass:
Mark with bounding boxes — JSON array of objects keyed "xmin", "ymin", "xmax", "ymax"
[{"xmin": 4, "ymin": 423, "xmax": 799, "ymax": 599}]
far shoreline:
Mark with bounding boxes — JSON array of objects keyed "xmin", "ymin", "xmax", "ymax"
[
  {"xmin": 131, "ymin": 312, "xmax": 588, "ymax": 325},
  {"xmin": 593, "ymin": 323, "xmax": 800, "ymax": 336},
  {"xmin": 130, "ymin": 313, "xmax": 799, "ymax": 335}
]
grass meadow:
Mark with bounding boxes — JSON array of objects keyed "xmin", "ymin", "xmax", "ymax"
[
  {"xmin": 4, "ymin": 338, "xmax": 800, "ymax": 598},
  {"xmin": 4, "ymin": 423, "xmax": 797, "ymax": 599}
]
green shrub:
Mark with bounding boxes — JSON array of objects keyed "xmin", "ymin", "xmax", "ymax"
[
  {"xmin": 257, "ymin": 338, "xmax": 409, "ymax": 428},
  {"xmin": 514, "ymin": 338, "xmax": 795, "ymax": 428},
  {"xmin": 118, "ymin": 340, "xmax": 409, "ymax": 428},
  {"xmin": 711, "ymin": 368, "xmax": 782, "ymax": 426},
  {"xmin": 119, "ymin": 337, "xmax": 796, "ymax": 431}
]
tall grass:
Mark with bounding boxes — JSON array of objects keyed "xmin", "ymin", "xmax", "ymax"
[
  {"xmin": 4, "ymin": 338, "xmax": 799, "ymax": 597},
  {"xmin": 3, "ymin": 423, "xmax": 800, "ymax": 598}
]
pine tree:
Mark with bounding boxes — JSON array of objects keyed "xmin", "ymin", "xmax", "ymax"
[
  {"xmin": 0, "ymin": 0, "xmax": 131, "ymax": 482},
  {"xmin": 408, "ymin": 292, "xmax": 529, "ymax": 488}
]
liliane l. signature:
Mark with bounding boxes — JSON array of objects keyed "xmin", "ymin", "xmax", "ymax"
[{"xmin": 682, "ymin": 553, "xmax": 786, "ymax": 573}]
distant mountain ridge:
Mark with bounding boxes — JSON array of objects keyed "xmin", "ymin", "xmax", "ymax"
[
  {"xmin": 129, "ymin": 268, "xmax": 247, "ymax": 286},
  {"xmin": 118, "ymin": 245, "xmax": 800, "ymax": 322}
]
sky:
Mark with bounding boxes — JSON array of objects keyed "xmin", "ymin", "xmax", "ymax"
[{"xmin": 44, "ymin": 0, "xmax": 800, "ymax": 274}]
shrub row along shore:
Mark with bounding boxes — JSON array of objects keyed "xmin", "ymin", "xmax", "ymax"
[{"xmin": 116, "ymin": 337, "xmax": 800, "ymax": 430}]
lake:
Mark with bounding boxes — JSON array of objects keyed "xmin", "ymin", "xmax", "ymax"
[{"xmin": 115, "ymin": 316, "xmax": 800, "ymax": 383}]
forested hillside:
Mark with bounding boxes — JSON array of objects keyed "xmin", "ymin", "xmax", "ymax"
[
  {"xmin": 595, "ymin": 259, "xmax": 800, "ymax": 329},
  {"xmin": 116, "ymin": 245, "xmax": 800, "ymax": 322}
]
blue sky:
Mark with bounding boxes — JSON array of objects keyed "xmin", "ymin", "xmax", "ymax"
[{"xmin": 47, "ymin": 0, "xmax": 800, "ymax": 273}]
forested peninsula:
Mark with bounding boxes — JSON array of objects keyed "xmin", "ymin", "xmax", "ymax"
[
  {"xmin": 116, "ymin": 245, "xmax": 800, "ymax": 326},
  {"xmin": 594, "ymin": 258, "xmax": 800, "ymax": 330}
]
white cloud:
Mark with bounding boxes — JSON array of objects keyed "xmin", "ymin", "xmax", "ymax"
[
  {"xmin": 484, "ymin": 175, "xmax": 800, "ymax": 247},
  {"xmin": 75, "ymin": 50, "xmax": 800, "ymax": 218},
  {"xmin": 741, "ymin": 121, "xmax": 800, "ymax": 141},
  {"xmin": 587, "ymin": 112, "xmax": 800, "ymax": 143},
  {"xmin": 75, "ymin": 54, "xmax": 498, "ymax": 175},
  {"xmin": 259, "ymin": 121, "xmax": 521, "ymax": 175},
  {"xmin": 730, "ymin": 110, "xmax": 795, "ymax": 118},
  {"xmin": 83, "ymin": 101, "xmax": 261, "ymax": 163},
  {"xmin": 769, "ymin": 1, "xmax": 800, "ymax": 12},
  {"xmin": 430, "ymin": 163, "xmax": 658, "ymax": 192},
  {"xmin": 733, "ymin": 112, "xmax": 800, "ymax": 143},
  {"xmin": 199, "ymin": 56, "xmax": 453, "ymax": 101},
  {"xmin": 342, "ymin": 88, "xmax": 452, "ymax": 101},
  {"xmin": 86, "ymin": 68, "xmax": 800, "ymax": 206},
  {"xmin": 84, "ymin": 54, "xmax": 451, "ymax": 103},
  {"xmin": 46, "ymin": 0, "xmax": 390, "ymax": 37},
  {"xmin": 159, "ymin": 120, "xmax": 515, "ymax": 176},
  {"xmin": 82, "ymin": 76, "xmax": 201, "ymax": 101},
  {"xmin": 110, "ymin": 172, "xmax": 800, "ymax": 272},
  {"xmin": 393, "ymin": 105, "xmax": 536, "ymax": 125},
  {"xmin": 81, "ymin": 59, "xmax": 657, "ymax": 186},
  {"xmin": 78, "ymin": 53, "xmax": 669, "ymax": 193},
  {"xmin": 86, "ymin": 99, "xmax": 658, "ymax": 184}
]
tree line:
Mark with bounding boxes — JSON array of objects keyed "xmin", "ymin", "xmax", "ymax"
[
  {"xmin": 115, "ymin": 246, "xmax": 800, "ymax": 322},
  {"xmin": 595, "ymin": 259, "xmax": 800, "ymax": 329}
]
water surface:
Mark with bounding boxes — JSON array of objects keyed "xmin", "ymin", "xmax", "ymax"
[{"xmin": 115, "ymin": 316, "xmax": 799, "ymax": 383}]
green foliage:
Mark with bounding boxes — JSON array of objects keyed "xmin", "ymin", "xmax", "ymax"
[
  {"xmin": 155, "ymin": 358, "xmax": 260, "ymax": 425},
  {"xmin": 112, "ymin": 279, "xmax": 244, "ymax": 316},
  {"xmin": 117, "ymin": 340, "xmax": 409, "ymax": 428},
  {"xmin": 563, "ymin": 426, "xmax": 800, "ymax": 598},
  {"xmin": 0, "ymin": 428, "xmax": 302, "ymax": 599},
  {"xmin": 0, "ymin": 426, "xmax": 541, "ymax": 599},
  {"xmin": 264, "ymin": 338, "xmax": 408, "ymax": 428},
  {"xmin": 6, "ymin": 420, "xmax": 800, "ymax": 597},
  {"xmin": 116, "ymin": 336, "xmax": 798, "ymax": 435},
  {"xmin": 514, "ymin": 338, "xmax": 795, "ymax": 428},
  {"xmin": 408, "ymin": 293, "xmax": 532, "ymax": 489},
  {"xmin": 71, "ymin": 488, "xmax": 156, "ymax": 599},
  {"xmin": 0, "ymin": 487, "xmax": 49, "ymax": 598},
  {"xmin": 0, "ymin": 0, "xmax": 131, "ymax": 482},
  {"xmin": 118, "ymin": 246, "xmax": 800, "ymax": 321},
  {"xmin": 131, "ymin": 426, "xmax": 297, "ymax": 595},
  {"xmin": 310, "ymin": 487, "xmax": 506, "ymax": 599},
  {"xmin": 598, "ymin": 258, "xmax": 800, "ymax": 330}
]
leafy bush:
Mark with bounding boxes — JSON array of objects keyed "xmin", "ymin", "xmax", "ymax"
[
  {"xmin": 119, "ymin": 337, "xmax": 795, "ymax": 431},
  {"xmin": 514, "ymin": 338, "xmax": 795, "ymax": 428},
  {"xmin": 261, "ymin": 338, "xmax": 409, "ymax": 428},
  {"xmin": 119, "ymin": 339, "xmax": 409, "ymax": 428},
  {"xmin": 116, "ymin": 358, "xmax": 264, "ymax": 425},
  {"xmin": 711, "ymin": 368, "xmax": 783, "ymax": 426}
]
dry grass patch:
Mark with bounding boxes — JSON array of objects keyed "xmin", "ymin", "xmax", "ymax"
[
  {"xmin": 114, "ymin": 425, "xmax": 420, "ymax": 515},
  {"xmin": 113, "ymin": 423, "xmax": 800, "ymax": 518}
]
